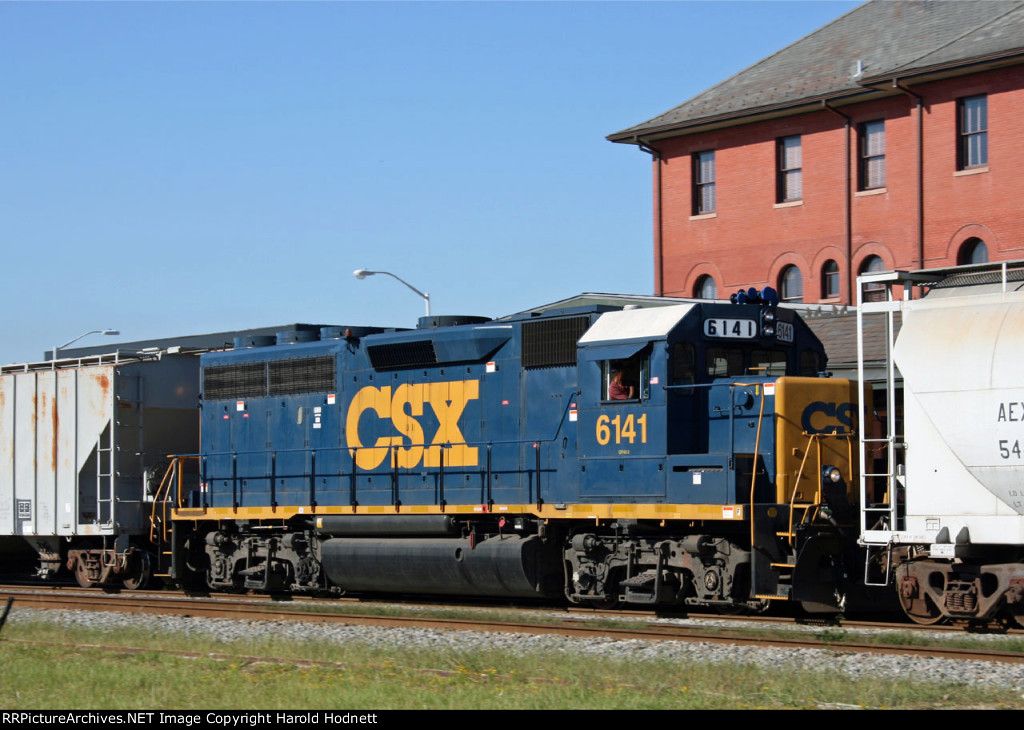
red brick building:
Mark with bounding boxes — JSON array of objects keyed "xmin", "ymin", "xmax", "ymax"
[{"xmin": 608, "ymin": 0, "xmax": 1024, "ymax": 305}]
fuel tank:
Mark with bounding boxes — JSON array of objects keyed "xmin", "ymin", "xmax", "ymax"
[{"xmin": 320, "ymin": 534, "xmax": 561, "ymax": 597}]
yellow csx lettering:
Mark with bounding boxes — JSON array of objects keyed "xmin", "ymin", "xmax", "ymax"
[
  {"xmin": 345, "ymin": 380, "xmax": 480, "ymax": 470},
  {"xmin": 801, "ymin": 401, "xmax": 855, "ymax": 434}
]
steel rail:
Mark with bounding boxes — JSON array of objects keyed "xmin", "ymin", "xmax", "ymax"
[{"xmin": 3, "ymin": 589, "xmax": 1022, "ymax": 665}]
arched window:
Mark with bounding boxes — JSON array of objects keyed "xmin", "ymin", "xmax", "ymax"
[
  {"xmin": 779, "ymin": 266, "xmax": 803, "ymax": 303},
  {"xmin": 958, "ymin": 238, "xmax": 988, "ymax": 265},
  {"xmin": 821, "ymin": 260, "xmax": 840, "ymax": 299},
  {"xmin": 860, "ymin": 255, "xmax": 886, "ymax": 302},
  {"xmin": 694, "ymin": 275, "xmax": 717, "ymax": 299}
]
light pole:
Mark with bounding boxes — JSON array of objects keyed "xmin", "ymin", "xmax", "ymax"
[
  {"xmin": 53, "ymin": 329, "xmax": 120, "ymax": 362},
  {"xmin": 353, "ymin": 269, "xmax": 431, "ymax": 317}
]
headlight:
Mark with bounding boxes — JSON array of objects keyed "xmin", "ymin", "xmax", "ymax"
[{"xmin": 822, "ymin": 465, "xmax": 843, "ymax": 483}]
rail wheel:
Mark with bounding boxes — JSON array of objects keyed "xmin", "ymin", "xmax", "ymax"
[
  {"xmin": 74, "ymin": 557, "xmax": 96, "ymax": 589},
  {"xmin": 122, "ymin": 550, "xmax": 152, "ymax": 591},
  {"xmin": 897, "ymin": 587, "xmax": 945, "ymax": 625},
  {"xmin": 895, "ymin": 563, "xmax": 947, "ymax": 625}
]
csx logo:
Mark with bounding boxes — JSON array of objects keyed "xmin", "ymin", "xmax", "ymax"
[
  {"xmin": 801, "ymin": 401, "xmax": 855, "ymax": 434},
  {"xmin": 345, "ymin": 380, "xmax": 479, "ymax": 470}
]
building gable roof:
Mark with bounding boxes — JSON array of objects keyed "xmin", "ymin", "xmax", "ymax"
[{"xmin": 609, "ymin": 0, "xmax": 1024, "ymax": 143}]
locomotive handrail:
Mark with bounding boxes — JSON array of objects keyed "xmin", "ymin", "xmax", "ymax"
[
  {"xmin": 783, "ymin": 431, "xmax": 856, "ymax": 548},
  {"xmin": 171, "ymin": 398, "xmax": 582, "ymax": 513},
  {"xmin": 150, "ymin": 455, "xmax": 201, "ymax": 543},
  {"xmin": 175, "ymin": 380, "xmax": 779, "ymax": 514},
  {"xmin": 663, "ymin": 378, "xmax": 776, "ymax": 391},
  {"xmin": 749, "ymin": 383, "xmax": 766, "ymax": 554},
  {"xmin": 149, "ymin": 459, "xmax": 177, "ymax": 544},
  {"xmin": 176, "ymin": 408, "xmax": 582, "ymax": 462}
]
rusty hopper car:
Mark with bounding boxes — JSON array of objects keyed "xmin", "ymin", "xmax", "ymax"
[{"xmin": 0, "ymin": 352, "xmax": 199, "ymax": 587}]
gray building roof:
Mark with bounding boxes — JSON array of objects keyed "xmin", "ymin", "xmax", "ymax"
[{"xmin": 609, "ymin": 0, "xmax": 1024, "ymax": 143}]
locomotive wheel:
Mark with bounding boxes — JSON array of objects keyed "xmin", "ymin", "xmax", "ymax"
[
  {"xmin": 74, "ymin": 557, "xmax": 96, "ymax": 589},
  {"xmin": 122, "ymin": 550, "xmax": 152, "ymax": 591},
  {"xmin": 898, "ymin": 589, "xmax": 945, "ymax": 625}
]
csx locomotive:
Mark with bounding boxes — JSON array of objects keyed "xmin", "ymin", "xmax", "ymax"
[{"xmin": 0, "ymin": 291, "xmax": 861, "ymax": 614}]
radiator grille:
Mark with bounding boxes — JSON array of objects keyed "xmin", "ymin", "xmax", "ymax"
[
  {"xmin": 269, "ymin": 356, "xmax": 336, "ymax": 395},
  {"xmin": 205, "ymin": 356, "xmax": 336, "ymax": 399},
  {"xmin": 203, "ymin": 362, "xmax": 267, "ymax": 400},
  {"xmin": 522, "ymin": 316, "xmax": 590, "ymax": 369}
]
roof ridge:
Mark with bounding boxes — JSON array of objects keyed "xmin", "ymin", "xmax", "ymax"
[
  {"xmin": 883, "ymin": 0, "xmax": 1024, "ymax": 74},
  {"xmin": 609, "ymin": 0, "xmax": 1024, "ymax": 142},
  {"xmin": 612, "ymin": 0, "xmax": 871, "ymax": 136}
]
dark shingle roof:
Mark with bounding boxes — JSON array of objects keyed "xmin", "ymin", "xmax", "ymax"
[
  {"xmin": 804, "ymin": 311, "xmax": 899, "ymax": 368},
  {"xmin": 609, "ymin": 0, "xmax": 1024, "ymax": 142}
]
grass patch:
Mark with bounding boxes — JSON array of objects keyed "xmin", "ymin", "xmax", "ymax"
[{"xmin": 0, "ymin": 617, "xmax": 1020, "ymax": 709}]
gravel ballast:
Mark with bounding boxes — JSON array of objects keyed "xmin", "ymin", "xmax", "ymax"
[{"xmin": 9, "ymin": 606, "xmax": 1024, "ymax": 691}]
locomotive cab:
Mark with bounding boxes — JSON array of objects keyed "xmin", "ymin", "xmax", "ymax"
[
  {"xmin": 568, "ymin": 295, "xmax": 861, "ymax": 610},
  {"xmin": 575, "ymin": 298, "xmax": 852, "ymax": 506}
]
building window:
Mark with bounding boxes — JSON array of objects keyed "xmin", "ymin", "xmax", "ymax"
[
  {"xmin": 694, "ymin": 275, "xmax": 717, "ymax": 299},
  {"xmin": 777, "ymin": 136, "xmax": 802, "ymax": 202},
  {"xmin": 779, "ymin": 265, "xmax": 803, "ymax": 303},
  {"xmin": 958, "ymin": 238, "xmax": 988, "ymax": 265},
  {"xmin": 693, "ymin": 150, "xmax": 716, "ymax": 215},
  {"xmin": 860, "ymin": 255, "xmax": 886, "ymax": 303},
  {"xmin": 959, "ymin": 95, "xmax": 988, "ymax": 169},
  {"xmin": 822, "ymin": 259, "xmax": 840, "ymax": 299},
  {"xmin": 859, "ymin": 120, "xmax": 885, "ymax": 189}
]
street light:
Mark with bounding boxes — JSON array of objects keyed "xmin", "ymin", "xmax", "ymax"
[
  {"xmin": 353, "ymin": 269, "xmax": 431, "ymax": 317},
  {"xmin": 53, "ymin": 329, "xmax": 120, "ymax": 361}
]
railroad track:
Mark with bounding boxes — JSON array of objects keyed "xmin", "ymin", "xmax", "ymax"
[
  {"xmin": 0, "ymin": 579, "xmax": 1007, "ymax": 634},
  {"xmin": 2, "ymin": 585, "xmax": 1021, "ymax": 665}
]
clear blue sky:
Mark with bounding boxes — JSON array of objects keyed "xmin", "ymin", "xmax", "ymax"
[{"xmin": 0, "ymin": 0, "xmax": 860, "ymax": 364}]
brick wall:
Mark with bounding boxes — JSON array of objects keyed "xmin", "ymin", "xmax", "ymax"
[{"xmin": 652, "ymin": 67, "xmax": 1024, "ymax": 304}]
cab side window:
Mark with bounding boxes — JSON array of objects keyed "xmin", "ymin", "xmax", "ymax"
[{"xmin": 602, "ymin": 350, "xmax": 650, "ymax": 401}]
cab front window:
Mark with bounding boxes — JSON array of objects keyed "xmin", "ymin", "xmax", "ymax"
[
  {"xmin": 706, "ymin": 347, "xmax": 744, "ymax": 377},
  {"xmin": 750, "ymin": 349, "xmax": 787, "ymax": 376}
]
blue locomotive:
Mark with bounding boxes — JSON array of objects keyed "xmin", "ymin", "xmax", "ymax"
[{"xmin": 167, "ymin": 293, "xmax": 860, "ymax": 613}]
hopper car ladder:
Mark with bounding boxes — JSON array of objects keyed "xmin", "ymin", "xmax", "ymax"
[
  {"xmin": 856, "ymin": 262, "xmax": 1020, "ymax": 586},
  {"xmin": 855, "ymin": 269, "xmax": 933, "ymax": 587},
  {"xmin": 93, "ymin": 423, "xmax": 115, "ymax": 527},
  {"xmin": 91, "ymin": 373, "xmax": 145, "ymax": 528}
]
